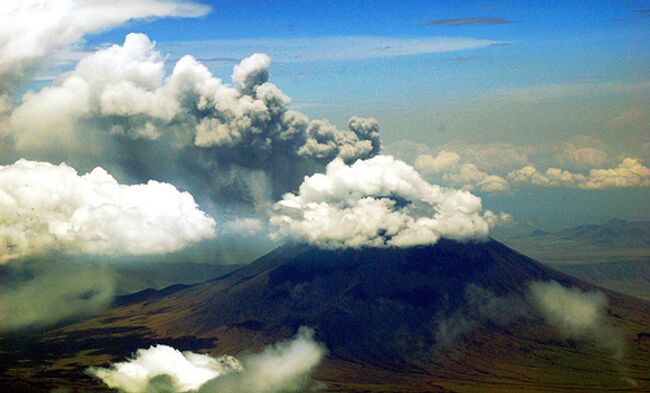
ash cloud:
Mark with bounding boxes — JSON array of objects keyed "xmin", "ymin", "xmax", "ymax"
[
  {"xmin": 4, "ymin": 33, "xmax": 381, "ymax": 210},
  {"xmin": 89, "ymin": 327, "xmax": 326, "ymax": 393},
  {"xmin": 270, "ymin": 155, "xmax": 509, "ymax": 248}
]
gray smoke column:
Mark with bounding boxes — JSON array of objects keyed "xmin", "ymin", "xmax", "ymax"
[{"xmin": 6, "ymin": 33, "xmax": 381, "ymax": 208}]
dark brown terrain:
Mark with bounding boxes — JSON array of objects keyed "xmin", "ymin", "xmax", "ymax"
[{"xmin": 1, "ymin": 239, "xmax": 649, "ymax": 392}]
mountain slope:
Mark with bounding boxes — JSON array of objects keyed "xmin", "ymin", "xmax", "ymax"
[{"xmin": 1, "ymin": 239, "xmax": 649, "ymax": 392}]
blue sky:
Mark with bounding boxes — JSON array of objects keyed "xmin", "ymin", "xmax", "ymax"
[
  {"xmin": 21, "ymin": 0, "xmax": 650, "ymax": 233},
  {"xmin": 81, "ymin": 0, "xmax": 648, "ymax": 126}
]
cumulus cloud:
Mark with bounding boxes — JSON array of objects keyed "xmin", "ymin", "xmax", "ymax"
[
  {"xmin": 415, "ymin": 151, "xmax": 510, "ymax": 193},
  {"xmin": 443, "ymin": 163, "xmax": 510, "ymax": 193},
  {"xmin": 457, "ymin": 143, "xmax": 531, "ymax": 172},
  {"xmin": 89, "ymin": 327, "xmax": 326, "ymax": 393},
  {"xmin": 609, "ymin": 109, "xmax": 645, "ymax": 130},
  {"xmin": 0, "ymin": 261, "xmax": 115, "ymax": 331},
  {"xmin": 0, "ymin": 159, "xmax": 216, "ymax": 262},
  {"xmin": 0, "ymin": 0, "xmax": 209, "ymax": 94},
  {"xmin": 508, "ymin": 157, "xmax": 650, "ymax": 189},
  {"xmin": 270, "ymin": 155, "xmax": 507, "ymax": 248},
  {"xmin": 7, "ymin": 33, "xmax": 380, "ymax": 207},
  {"xmin": 90, "ymin": 346, "xmax": 242, "ymax": 393},
  {"xmin": 560, "ymin": 145, "xmax": 608, "ymax": 168},
  {"xmin": 414, "ymin": 150, "xmax": 460, "ymax": 173},
  {"xmin": 528, "ymin": 281, "xmax": 623, "ymax": 359}
]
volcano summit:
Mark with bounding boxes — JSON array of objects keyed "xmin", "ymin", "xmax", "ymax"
[{"xmin": 2, "ymin": 238, "xmax": 649, "ymax": 392}]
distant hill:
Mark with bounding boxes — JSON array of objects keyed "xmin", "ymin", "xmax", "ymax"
[
  {"xmin": 548, "ymin": 259, "xmax": 650, "ymax": 300},
  {"xmin": 502, "ymin": 219, "xmax": 650, "ymax": 300},
  {"xmin": 504, "ymin": 219, "xmax": 650, "ymax": 263},
  {"xmin": 2, "ymin": 239, "xmax": 649, "ymax": 392},
  {"xmin": 110, "ymin": 262, "xmax": 243, "ymax": 295}
]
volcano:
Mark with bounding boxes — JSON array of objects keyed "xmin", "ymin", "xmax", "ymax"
[{"xmin": 2, "ymin": 239, "xmax": 650, "ymax": 392}]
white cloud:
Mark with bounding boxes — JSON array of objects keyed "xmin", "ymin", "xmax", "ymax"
[
  {"xmin": 270, "ymin": 155, "xmax": 507, "ymax": 248},
  {"xmin": 508, "ymin": 157, "xmax": 650, "ymax": 189},
  {"xmin": 528, "ymin": 281, "xmax": 623, "ymax": 358},
  {"xmin": 414, "ymin": 150, "xmax": 460, "ymax": 173},
  {"xmin": 443, "ymin": 163, "xmax": 510, "ymax": 193},
  {"xmin": 89, "ymin": 327, "xmax": 326, "ymax": 393},
  {"xmin": 560, "ymin": 145, "xmax": 608, "ymax": 168},
  {"xmin": 584, "ymin": 158, "xmax": 650, "ymax": 189},
  {"xmin": 0, "ymin": 159, "xmax": 216, "ymax": 262},
  {"xmin": 415, "ymin": 151, "xmax": 510, "ymax": 193},
  {"xmin": 455, "ymin": 143, "xmax": 531, "ymax": 172},
  {"xmin": 160, "ymin": 36, "xmax": 504, "ymax": 63},
  {"xmin": 0, "ymin": 0, "xmax": 209, "ymax": 93},
  {"xmin": 89, "ymin": 345, "xmax": 241, "ymax": 393},
  {"xmin": 232, "ymin": 53, "xmax": 271, "ymax": 93}
]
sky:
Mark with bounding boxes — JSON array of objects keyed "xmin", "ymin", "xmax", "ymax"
[
  {"xmin": 0, "ymin": 0, "xmax": 648, "ymax": 349},
  {"xmin": 60, "ymin": 0, "xmax": 650, "ymax": 233},
  {"xmin": 0, "ymin": 0, "xmax": 649, "ymax": 264}
]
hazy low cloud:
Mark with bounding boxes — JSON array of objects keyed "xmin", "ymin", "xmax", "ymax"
[
  {"xmin": 427, "ymin": 17, "xmax": 513, "ymax": 26},
  {"xmin": 0, "ymin": 0, "xmax": 209, "ymax": 95},
  {"xmin": 528, "ymin": 281, "xmax": 623, "ymax": 359},
  {"xmin": 270, "ymin": 155, "xmax": 508, "ymax": 248},
  {"xmin": 434, "ymin": 284, "xmax": 530, "ymax": 349},
  {"xmin": 221, "ymin": 217, "xmax": 265, "ymax": 236},
  {"xmin": 0, "ymin": 159, "xmax": 216, "ymax": 263},
  {"xmin": 509, "ymin": 157, "xmax": 650, "ymax": 189},
  {"xmin": 434, "ymin": 281, "xmax": 624, "ymax": 364},
  {"xmin": 489, "ymin": 81, "xmax": 650, "ymax": 103},
  {"xmin": 0, "ymin": 261, "xmax": 115, "ymax": 331},
  {"xmin": 455, "ymin": 143, "xmax": 531, "ymax": 172},
  {"xmin": 89, "ymin": 327, "xmax": 326, "ymax": 393}
]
